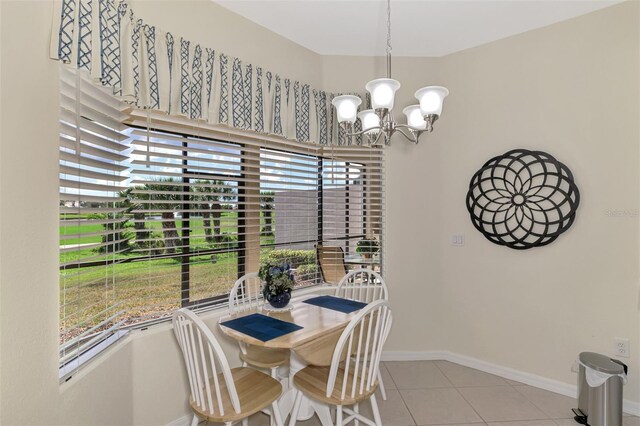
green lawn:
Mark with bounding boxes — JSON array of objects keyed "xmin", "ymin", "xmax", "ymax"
[
  {"xmin": 60, "ymin": 211, "xmax": 286, "ymax": 342},
  {"xmin": 60, "ymin": 252, "xmax": 239, "ymax": 342},
  {"xmin": 60, "ymin": 211, "xmax": 274, "ymax": 250}
]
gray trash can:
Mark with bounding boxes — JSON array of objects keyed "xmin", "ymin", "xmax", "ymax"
[{"xmin": 573, "ymin": 352, "xmax": 627, "ymax": 426}]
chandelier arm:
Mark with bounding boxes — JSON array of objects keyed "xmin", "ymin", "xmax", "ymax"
[
  {"xmin": 394, "ymin": 126, "xmax": 421, "ymax": 144},
  {"xmin": 342, "ymin": 126, "xmax": 383, "ymax": 137},
  {"xmin": 373, "ymin": 128, "xmax": 387, "ymax": 146},
  {"xmin": 395, "ymin": 124, "xmax": 424, "ymax": 133}
]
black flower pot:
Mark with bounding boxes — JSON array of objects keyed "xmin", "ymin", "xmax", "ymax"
[{"xmin": 267, "ymin": 290, "xmax": 291, "ymax": 309}]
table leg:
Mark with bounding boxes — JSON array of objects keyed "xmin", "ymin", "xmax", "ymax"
[{"xmin": 280, "ymin": 351, "xmax": 333, "ymax": 424}]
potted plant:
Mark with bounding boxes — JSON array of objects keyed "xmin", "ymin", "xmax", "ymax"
[
  {"xmin": 356, "ymin": 238, "xmax": 380, "ymax": 259},
  {"xmin": 259, "ymin": 262, "xmax": 294, "ymax": 309}
]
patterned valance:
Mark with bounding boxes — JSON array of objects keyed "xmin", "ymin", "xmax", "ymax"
[{"xmin": 50, "ymin": 0, "xmax": 367, "ymax": 145}]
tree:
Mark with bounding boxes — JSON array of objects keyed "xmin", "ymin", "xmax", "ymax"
[
  {"xmin": 97, "ymin": 188, "xmax": 132, "ymax": 254},
  {"xmin": 193, "ymin": 180, "xmax": 236, "ymax": 243},
  {"xmin": 260, "ymin": 191, "xmax": 275, "ymax": 237},
  {"xmin": 128, "ymin": 178, "xmax": 182, "ymax": 255}
]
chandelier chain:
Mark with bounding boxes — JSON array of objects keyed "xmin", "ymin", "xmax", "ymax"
[
  {"xmin": 386, "ymin": 0, "xmax": 392, "ymax": 56},
  {"xmin": 386, "ymin": 0, "xmax": 392, "ymax": 78}
]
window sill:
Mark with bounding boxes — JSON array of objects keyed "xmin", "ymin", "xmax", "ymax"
[
  {"xmin": 59, "ymin": 329, "xmax": 130, "ymax": 384},
  {"xmin": 59, "ymin": 283, "xmax": 332, "ymax": 386}
]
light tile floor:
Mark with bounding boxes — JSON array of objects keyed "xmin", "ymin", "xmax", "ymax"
[{"xmin": 225, "ymin": 360, "xmax": 638, "ymax": 426}]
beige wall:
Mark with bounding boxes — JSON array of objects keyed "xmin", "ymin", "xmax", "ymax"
[
  {"xmin": 1, "ymin": 0, "xmax": 638, "ymax": 424},
  {"xmin": 322, "ymin": 54, "xmax": 448, "ymax": 352},
  {"xmin": 0, "ymin": 1, "xmax": 323, "ymax": 425},
  {"xmin": 322, "ymin": 0, "xmax": 640, "ymax": 407},
  {"xmin": 435, "ymin": 0, "xmax": 640, "ymax": 403},
  {"xmin": 0, "ymin": 1, "xmax": 134, "ymax": 425},
  {"xmin": 326, "ymin": 1, "xmax": 640, "ymax": 404},
  {"xmin": 131, "ymin": 0, "xmax": 323, "ymax": 88}
]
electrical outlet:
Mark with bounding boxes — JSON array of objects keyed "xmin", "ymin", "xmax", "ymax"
[{"xmin": 614, "ymin": 338, "xmax": 630, "ymax": 358}]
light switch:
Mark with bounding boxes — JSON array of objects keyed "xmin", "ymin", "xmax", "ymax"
[{"xmin": 452, "ymin": 234, "xmax": 465, "ymax": 246}]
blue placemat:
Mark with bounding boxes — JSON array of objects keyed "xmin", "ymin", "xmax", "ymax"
[
  {"xmin": 220, "ymin": 313, "xmax": 303, "ymax": 342},
  {"xmin": 303, "ymin": 295, "xmax": 368, "ymax": 314}
]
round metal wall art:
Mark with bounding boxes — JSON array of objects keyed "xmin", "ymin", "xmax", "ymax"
[{"xmin": 466, "ymin": 149, "xmax": 580, "ymax": 250}]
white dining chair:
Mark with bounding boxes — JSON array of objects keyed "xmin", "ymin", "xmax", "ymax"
[
  {"xmin": 172, "ymin": 308, "xmax": 284, "ymax": 426},
  {"xmin": 288, "ymin": 300, "xmax": 393, "ymax": 426},
  {"xmin": 335, "ymin": 268, "xmax": 388, "ymax": 303},
  {"xmin": 228, "ymin": 273, "xmax": 290, "ymax": 381},
  {"xmin": 335, "ymin": 268, "xmax": 389, "ymax": 400}
]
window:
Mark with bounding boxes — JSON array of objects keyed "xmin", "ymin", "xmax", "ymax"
[
  {"xmin": 59, "ymin": 68, "xmax": 131, "ymax": 372},
  {"xmin": 58, "ymin": 67, "xmax": 385, "ymax": 375},
  {"xmin": 322, "ymin": 159, "xmax": 366, "ymax": 255},
  {"xmin": 260, "ymin": 148, "xmax": 322, "ymax": 285},
  {"xmin": 128, "ymin": 130, "xmax": 244, "ymax": 313}
]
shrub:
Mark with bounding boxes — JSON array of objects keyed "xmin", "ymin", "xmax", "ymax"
[
  {"xmin": 133, "ymin": 231, "xmax": 165, "ymax": 256},
  {"xmin": 356, "ymin": 239, "xmax": 380, "ymax": 255},
  {"xmin": 260, "ymin": 249, "xmax": 315, "ymax": 269},
  {"xmin": 212, "ymin": 233, "xmax": 238, "ymax": 249},
  {"xmin": 296, "ymin": 264, "xmax": 319, "ymax": 276}
]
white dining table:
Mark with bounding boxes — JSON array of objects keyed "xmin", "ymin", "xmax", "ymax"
[{"xmin": 218, "ymin": 294, "xmax": 358, "ymax": 425}]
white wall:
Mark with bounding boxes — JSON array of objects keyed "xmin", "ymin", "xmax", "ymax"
[{"xmin": 1, "ymin": 0, "xmax": 638, "ymax": 424}]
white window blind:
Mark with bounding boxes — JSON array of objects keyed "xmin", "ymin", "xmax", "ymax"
[
  {"xmin": 59, "ymin": 66, "xmax": 130, "ymax": 375},
  {"xmin": 260, "ymin": 147, "xmax": 322, "ymax": 285},
  {"xmin": 59, "ymin": 70, "xmax": 385, "ymax": 375}
]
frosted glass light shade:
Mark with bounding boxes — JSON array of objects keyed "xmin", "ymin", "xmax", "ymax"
[
  {"xmin": 415, "ymin": 86, "xmax": 449, "ymax": 116},
  {"xmin": 332, "ymin": 95, "xmax": 361, "ymax": 124},
  {"xmin": 365, "ymin": 78, "xmax": 401, "ymax": 110},
  {"xmin": 402, "ymin": 105, "xmax": 426, "ymax": 130},
  {"xmin": 357, "ymin": 109, "xmax": 380, "ymax": 134}
]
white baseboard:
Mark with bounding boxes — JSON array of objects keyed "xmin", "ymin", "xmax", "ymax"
[
  {"xmin": 165, "ymin": 414, "xmax": 192, "ymax": 426},
  {"xmin": 382, "ymin": 350, "xmax": 640, "ymax": 417}
]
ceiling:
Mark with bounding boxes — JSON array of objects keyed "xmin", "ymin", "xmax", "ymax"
[{"xmin": 213, "ymin": 0, "xmax": 621, "ymax": 57}]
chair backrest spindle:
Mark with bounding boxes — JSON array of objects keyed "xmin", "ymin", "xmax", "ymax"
[
  {"xmin": 229, "ymin": 273, "xmax": 263, "ymax": 314},
  {"xmin": 228, "ymin": 273, "xmax": 263, "ymax": 355},
  {"xmin": 326, "ymin": 300, "xmax": 393, "ymax": 401},
  {"xmin": 335, "ymin": 268, "xmax": 388, "ymax": 303},
  {"xmin": 172, "ymin": 308, "xmax": 241, "ymax": 417}
]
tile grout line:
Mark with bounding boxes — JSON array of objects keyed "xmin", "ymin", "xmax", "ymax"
[
  {"xmin": 385, "ymin": 361, "xmax": 434, "ymax": 426},
  {"xmin": 381, "ymin": 361, "xmax": 400, "ymax": 391},
  {"xmin": 431, "ymin": 360, "xmax": 456, "ymax": 389},
  {"xmin": 380, "ymin": 361, "xmax": 422, "ymax": 425},
  {"xmin": 510, "ymin": 384, "xmax": 551, "ymax": 417},
  {"xmin": 509, "ymin": 385, "xmax": 577, "ymax": 424},
  {"xmin": 432, "ymin": 360, "xmax": 487, "ymax": 425},
  {"xmin": 389, "ymin": 371, "xmax": 421, "ymax": 425},
  {"xmin": 396, "ymin": 389, "xmax": 420, "ymax": 426},
  {"xmin": 432, "ymin": 361, "xmax": 564, "ymax": 425}
]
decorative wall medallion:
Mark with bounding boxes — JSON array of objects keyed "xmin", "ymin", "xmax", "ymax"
[{"xmin": 466, "ymin": 149, "xmax": 580, "ymax": 250}]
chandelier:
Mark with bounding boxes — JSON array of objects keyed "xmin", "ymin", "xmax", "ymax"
[{"xmin": 331, "ymin": 0, "xmax": 449, "ymax": 146}]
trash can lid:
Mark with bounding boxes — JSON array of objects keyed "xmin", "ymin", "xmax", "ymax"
[{"xmin": 579, "ymin": 352, "xmax": 625, "ymax": 375}]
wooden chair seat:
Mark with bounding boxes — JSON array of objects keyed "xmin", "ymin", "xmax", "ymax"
[
  {"xmin": 191, "ymin": 367, "xmax": 282, "ymax": 423},
  {"xmin": 240, "ymin": 345, "xmax": 289, "ymax": 369},
  {"xmin": 293, "ymin": 365, "xmax": 378, "ymax": 406}
]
